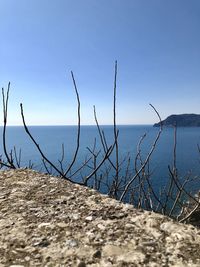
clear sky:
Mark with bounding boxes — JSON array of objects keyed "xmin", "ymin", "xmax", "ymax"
[{"xmin": 1, "ymin": 0, "xmax": 200, "ymax": 125}]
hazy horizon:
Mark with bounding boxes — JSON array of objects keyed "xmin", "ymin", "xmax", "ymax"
[
  {"xmin": 1, "ymin": 0, "xmax": 200, "ymax": 125},
  {"xmin": 2, "ymin": 123, "xmax": 154, "ymax": 127}
]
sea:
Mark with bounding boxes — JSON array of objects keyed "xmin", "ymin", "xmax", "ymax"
[{"xmin": 1, "ymin": 125, "xmax": 200, "ymax": 197}]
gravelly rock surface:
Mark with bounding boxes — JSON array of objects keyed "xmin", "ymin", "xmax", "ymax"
[{"xmin": 0, "ymin": 169, "xmax": 200, "ymax": 267}]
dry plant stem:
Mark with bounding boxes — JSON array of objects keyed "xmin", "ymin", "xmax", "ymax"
[
  {"xmin": 83, "ymin": 144, "xmax": 115, "ymax": 185},
  {"xmin": 134, "ymin": 121, "xmax": 163, "ymax": 211},
  {"xmin": 134, "ymin": 134, "xmax": 146, "ymax": 208},
  {"xmin": 94, "ymin": 173, "xmax": 103, "ymax": 190},
  {"xmin": 86, "ymin": 139, "xmax": 99, "ymax": 187},
  {"xmin": 179, "ymin": 201, "xmax": 200, "ymax": 223},
  {"xmin": 134, "ymin": 166, "xmax": 147, "ymax": 209},
  {"xmin": 0, "ymin": 160, "xmax": 13, "ymax": 169},
  {"xmin": 155, "ymin": 189, "xmax": 164, "ymax": 212},
  {"xmin": 136, "ymin": 133, "xmax": 147, "ymax": 167},
  {"xmin": 113, "ymin": 61, "xmax": 119, "ymax": 182},
  {"xmin": 124, "ymin": 153, "xmax": 131, "ymax": 179},
  {"xmin": 14, "ymin": 146, "xmax": 21, "ymax": 168},
  {"xmin": 163, "ymin": 126, "xmax": 178, "ymax": 213},
  {"xmin": 42, "ymin": 159, "xmax": 52, "ymax": 175},
  {"xmin": 64, "ymin": 71, "xmax": 81, "ymax": 176},
  {"xmin": 93, "ymin": 106, "xmax": 106, "ymax": 152},
  {"xmin": 109, "ymin": 63, "xmax": 121, "ymax": 197},
  {"xmin": 168, "ymin": 165, "xmax": 199, "ymax": 206},
  {"xmin": 119, "ymin": 104, "xmax": 163, "ymax": 202},
  {"xmin": 2, "ymin": 83, "xmax": 16, "ymax": 169},
  {"xmin": 68, "ymin": 156, "xmax": 92, "ymax": 179},
  {"xmin": 145, "ymin": 172, "xmax": 164, "ymax": 211},
  {"xmin": 20, "ymin": 103, "xmax": 77, "ymax": 183},
  {"xmin": 28, "ymin": 160, "xmax": 34, "ymax": 169},
  {"xmin": 137, "ymin": 125, "xmax": 163, "ymax": 211},
  {"xmin": 93, "ymin": 105, "xmax": 116, "ymax": 170},
  {"xmin": 102, "ymin": 131, "xmax": 109, "ymax": 151},
  {"xmin": 116, "ymin": 153, "xmax": 132, "ymax": 189},
  {"xmin": 169, "ymin": 176, "xmax": 189, "ymax": 217}
]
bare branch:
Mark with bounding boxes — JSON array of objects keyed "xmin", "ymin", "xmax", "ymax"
[
  {"xmin": 179, "ymin": 201, "xmax": 200, "ymax": 223},
  {"xmin": 64, "ymin": 71, "xmax": 81, "ymax": 176},
  {"xmin": 119, "ymin": 104, "xmax": 162, "ymax": 202},
  {"xmin": 83, "ymin": 144, "xmax": 115, "ymax": 186},
  {"xmin": 113, "ymin": 60, "xmax": 119, "ymax": 179},
  {"xmin": 2, "ymin": 83, "xmax": 16, "ymax": 169},
  {"xmin": 20, "ymin": 103, "xmax": 77, "ymax": 183}
]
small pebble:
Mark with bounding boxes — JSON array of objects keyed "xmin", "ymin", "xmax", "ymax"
[
  {"xmin": 85, "ymin": 216, "xmax": 93, "ymax": 221},
  {"xmin": 66, "ymin": 239, "xmax": 78, "ymax": 247}
]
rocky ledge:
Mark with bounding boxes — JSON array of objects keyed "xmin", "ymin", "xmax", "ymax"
[{"xmin": 0, "ymin": 169, "xmax": 200, "ymax": 267}]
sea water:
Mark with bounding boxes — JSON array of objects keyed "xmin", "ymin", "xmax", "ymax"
[{"xmin": 0, "ymin": 125, "xmax": 200, "ymax": 194}]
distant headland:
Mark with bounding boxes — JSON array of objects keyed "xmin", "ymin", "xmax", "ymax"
[{"xmin": 154, "ymin": 114, "xmax": 200, "ymax": 127}]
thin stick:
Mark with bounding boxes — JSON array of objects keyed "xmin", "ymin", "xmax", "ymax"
[
  {"xmin": 2, "ymin": 83, "xmax": 16, "ymax": 168},
  {"xmin": 20, "ymin": 103, "xmax": 77, "ymax": 183},
  {"xmin": 179, "ymin": 201, "xmax": 200, "ymax": 223},
  {"xmin": 83, "ymin": 142, "xmax": 116, "ymax": 185},
  {"xmin": 94, "ymin": 105, "xmax": 116, "ymax": 170},
  {"xmin": 119, "ymin": 104, "xmax": 163, "ymax": 202},
  {"xmin": 113, "ymin": 61, "xmax": 119, "ymax": 181},
  {"xmin": 64, "ymin": 71, "xmax": 81, "ymax": 176}
]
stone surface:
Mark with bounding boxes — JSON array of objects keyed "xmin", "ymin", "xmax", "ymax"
[{"xmin": 0, "ymin": 169, "xmax": 200, "ymax": 266}]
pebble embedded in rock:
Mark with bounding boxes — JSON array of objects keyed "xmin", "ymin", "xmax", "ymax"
[
  {"xmin": 66, "ymin": 239, "xmax": 78, "ymax": 247},
  {"xmin": 85, "ymin": 216, "xmax": 93, "ymax": 221}
]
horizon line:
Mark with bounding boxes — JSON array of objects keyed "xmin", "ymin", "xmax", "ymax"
[{"xmin": 1, "ymin": 123, "xmax": 154, "ymax": 127}]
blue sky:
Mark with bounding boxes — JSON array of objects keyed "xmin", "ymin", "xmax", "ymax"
[{"xmin": 1, "ymin": 0, "xmax": 200, "ymax": 125}]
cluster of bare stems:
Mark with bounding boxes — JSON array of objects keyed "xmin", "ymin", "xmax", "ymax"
[{"xmin": 1, "ymin": 62, "xmax": 200, "ymax": 226}]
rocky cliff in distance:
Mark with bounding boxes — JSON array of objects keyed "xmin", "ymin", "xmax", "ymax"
[{"xmin": 154, "ymin": 114, "xmax": 200, "ymax": 127}]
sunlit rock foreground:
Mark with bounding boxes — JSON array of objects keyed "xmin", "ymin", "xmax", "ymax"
[{"xmin": 0, "ymin": 169, "xmax": 200, "ymax": 267}]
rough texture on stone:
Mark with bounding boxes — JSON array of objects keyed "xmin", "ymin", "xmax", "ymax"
[{"xmin": 0, "ymin": 169, "xmax": 200, "ymax": 267}]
